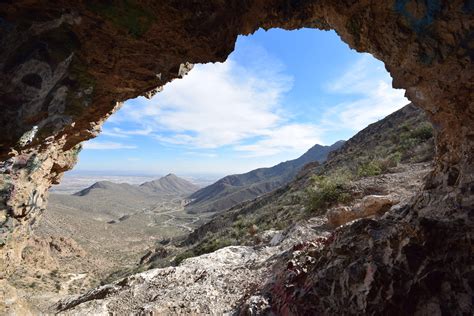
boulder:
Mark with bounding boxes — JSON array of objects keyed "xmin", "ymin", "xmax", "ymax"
[
  {"xmin": 356, "ymin": 195, "xmax": 400, "ymax": 217},
  {"xmin": 327, "ymin": 206, "xmax": 354, "ymax": 228},
  {"xmin": 327, "ymin": 195, "xmax": 399, "ymax": 228}
]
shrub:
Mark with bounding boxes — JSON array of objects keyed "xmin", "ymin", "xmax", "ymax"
[
  {"xmin": 389, "ymin": 151, "xmax": 403, "ymax": 164},
  {"xmin": 306, "ymin": 171, "xmax": 352, "ymax": 213},
  {"xmin": 357, "ymin": 161, "xmax": 382, "ymax": 177},
  {"xmin": 173, "ymin": 251, "xmax": 194, "ymax": 266},
  {"xmin": 375, "ymin": 151, "xmax": 402, "ymax": 173},
  {"xmin": 411, "ymin": 122, "xmax": 433, "ymax": 140},
  {"xmin": 398, "ymin": 123, "xmax": 433, "ymax": 152}
]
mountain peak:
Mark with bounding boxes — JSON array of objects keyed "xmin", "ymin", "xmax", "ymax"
[
  {"xmin": 140, "ymin": 174, "xmax": 199, "ymax": 195},
  {"xmin": 187, "ymin": 140, "xmax": 344, "ymax": 213}
]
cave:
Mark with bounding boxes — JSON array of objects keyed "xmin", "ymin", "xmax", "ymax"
[{"xmin": 0, "ymin": 1, "xmax": 472, "ymax": 314}]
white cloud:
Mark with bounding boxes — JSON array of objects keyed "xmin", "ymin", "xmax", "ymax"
[
  {"xmin": 82, "ymin": 141, "xmax": 136, "ymax": 150},
  {"xmin": 110, "ymin": 52, "xmax": 324, "ymax": 157},
  {"xmin": 321, "ymin": 54, "xmax": 408, "ymax": 131},
  {"xmin": 103, "ymin": 52, "xmax": 406, "ymax": 158},
  {"xmin": 184, "ymin": 151, "xmax": 218, "ymax": 158},
  {"xmin": 101, "ymin": 127, "xmax": 152, "ymax": 138},
  {"xmin": 235, "ymin": 124, "xmax": 324, "ymax": 157},
  {"xmin": 116, "ymin": 60, "xmax": 291, "ymax": 149}
]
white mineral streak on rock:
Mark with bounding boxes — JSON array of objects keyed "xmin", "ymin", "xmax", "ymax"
[
  {"xmin": 18, "ymin": 126, "xmax": 38, "ymax": 147},
  {"xmin": 178, "ymin": 62, "xmax": 194, "ymax": 77}
]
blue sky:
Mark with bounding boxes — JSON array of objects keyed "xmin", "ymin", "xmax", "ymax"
[{"xmin": 76, "ymin": 28, "xmax": 408, "ymax": 176}]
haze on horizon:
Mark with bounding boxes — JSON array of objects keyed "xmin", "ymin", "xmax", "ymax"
[{"xmin": 73, "ymin": 28, "xmax": 408, "ymax": 176}]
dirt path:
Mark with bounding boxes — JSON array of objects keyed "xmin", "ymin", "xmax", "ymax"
[
  {"xmin": 161, "ymin": 210, "xmax": 200, "ymax": 232},
  {"xmin": 140, "ymin": 200, "xmax": 201, "ymax": 233}
]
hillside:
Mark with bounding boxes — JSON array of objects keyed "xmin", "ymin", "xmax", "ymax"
[
  {"xmin": 74, "ymin": 181, "xmax": 147, "ymax": 197},
  {"xmin": 186, "ymin": 141, "xmax": 344, "ymax": 214},
  {"xmin": 140, "ymin": 173, "xmax": 200, "ymax": 195},
  {"xmin": 18, "ymin": 174, "xmax": 204, "ymax": 308},
  {"xmin": 170, "ymin": 103, "xmax": 435, "ymax": 262}
]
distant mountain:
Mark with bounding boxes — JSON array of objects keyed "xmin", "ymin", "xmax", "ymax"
[
  {"xmin": 186, "ymin": 141, "xmax": 344, "ymax": 214},
  {"xmin": 61, "ymin": 174, "xmax": 200, "ymax": 219},
  {"xmin": 74, "ymin": 174, "xmax": 199, "ymax": 197},
  {"xmin": 180, "ymin": 103, "xmax": 435, "ymax": 254},
  {"xmin": 140, "ymin": 174, "xmax": 200, "ymax": 195},
  {"xmin": 74, "ymin": 181, "xmax": 145, "ymax": 197}
]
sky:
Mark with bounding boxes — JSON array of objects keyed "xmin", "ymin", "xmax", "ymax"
[{"xmin": 75, "ymin": 28, "xmax": 408, "ymax": 177}]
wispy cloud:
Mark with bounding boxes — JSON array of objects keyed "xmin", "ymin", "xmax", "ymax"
[
  {"xmin": 82, "ymin": 141, "xmax": 137, "ymax": 150},
  {"xmin": 101, "ymin": 127, "xmax": 153, "ymax": 138},
  {"xmin": 321, "ymin": 54, "xmax": 408, "ymax": 131},
  {"xmin": 113, "ymin": 59, "xmax": 291, "ymax": 150},
  {"xmin": 184, "ymin": 151, "xmax": 218, "ymax": 158},
  {"xmin": 99, "ymin": 52, "xmax": 406, "ymax": 158},
  {"xmin": 108, "ymin": 48, "xmax": 324, "ymax": 157},
  {"xmin": 235, "ymin": 124, "xmax": 324, "ymax": 157}
]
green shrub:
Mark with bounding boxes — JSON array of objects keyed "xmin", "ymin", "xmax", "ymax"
[
  {"xmin": 375, "ymin": 151, "xmax": 402, "ymax": 173},
  {"xmin": 357, "ymin": 161, "xmax": 382, "ymax": 177},
  {"xmin": 173, "ymin": 251, "xmax": 195, "ymax": 266},
  {"xmin": 173, "ymin": 237, "xmax": 235, "ymax": 266},
  {"xmin": 306, "ymin": 171, "xmax": 352, "ymax": 213},
  {"xmin": 411, "ymin": 122, "xmax": 433, "ymax": 140},
  {"xmin": 398, "ymin": 122, "xmax": 433, "ymax": 152},
  {"xmin": 389, "ymin": 151, "xmax": 403, "ymax": 164},
  {"xmin": 198, "ymin": 237, "xmax": 233, "ymax": 254}
]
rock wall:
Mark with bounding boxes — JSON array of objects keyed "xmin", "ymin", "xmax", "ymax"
[{"xmin": 0, "ymin": 0, "xmax": 472, "ymax": 313}]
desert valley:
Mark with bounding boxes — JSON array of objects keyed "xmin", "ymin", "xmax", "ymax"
[{"xmin": 6, "ymin": 104, "xmax": 439, "ymax": 314}]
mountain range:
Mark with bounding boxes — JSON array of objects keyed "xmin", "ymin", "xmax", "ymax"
[
  {"xmin": 75, "ymin": 173, "xmax": 199, "ymax": 197},
  {"xmin": 139, "ymin": 174, "xmax": 200, "ymax": 195},
  {"xmin": 178, "ymin": 103, "xmax": 434, "ymax": 255},
  {"xmin": 52, "ymin": 174, "xmax": 200, "ymax": 220},
  {"xmin": 185, "ymin": 141, "xmax": 344, "ymax": 213}
]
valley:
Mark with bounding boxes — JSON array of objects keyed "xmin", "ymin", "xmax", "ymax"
[
  {"xmin": 7, "ymin": 175, "xmax": 210, "ymax": 312},
  {"xmin": 10, "ymin": 103, "xmax": 440, "ymax": 314},
  {"xmin": 48, "ymin": 104, "xmax": 438, "ymax": 314}
]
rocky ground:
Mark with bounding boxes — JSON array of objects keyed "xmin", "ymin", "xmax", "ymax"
[
  {"xmin": 54, "ymin": 222, "xmax": 328, "ymax": 315},
  {"xmin": 3, "ymin": 193, "xmax": 211, "ymax": 313},
  {"xmin": 50, "ymin": 162, "xmax": 433, "ymax": 314}
]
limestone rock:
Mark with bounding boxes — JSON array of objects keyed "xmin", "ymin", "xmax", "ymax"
[
  {"xmin": 326, "ymin": 205, "xmax": 354, "ymax": 228},
  {"xmin": 356, "ymin": 194, "xmax": 399, "ymax": 216},
  {"xmin": 327, "ymin": 195, "xmax": 400, "ymax": 228},
  {"xmin": 53, "ymin": 223, "xmax": 324, "ymax": 315}
]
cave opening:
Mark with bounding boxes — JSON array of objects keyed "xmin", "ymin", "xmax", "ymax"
[
  {"xmin": 0, "ymin": 2, "xmax": 471, "ymax": 314},
  {"xmin": 59, "ymin": 28, "xmax": 409, "ymax": 186},
  {"xmin": 15, "ymin": 27, "xmax": 417, "ymax": 309}
]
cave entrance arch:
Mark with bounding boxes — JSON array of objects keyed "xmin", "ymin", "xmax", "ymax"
[{"xmin": 0, "ymin": 1, "xmax": 472, "ymax": 314}]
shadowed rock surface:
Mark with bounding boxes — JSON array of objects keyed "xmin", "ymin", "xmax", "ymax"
[{"xmin": 0, "ymin": 1, "xmax": 472, "ymax": 314}]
